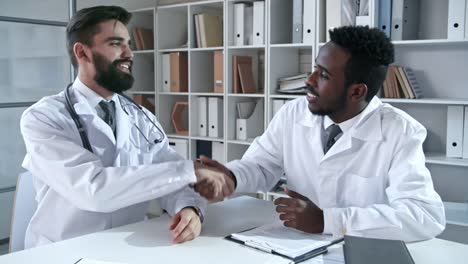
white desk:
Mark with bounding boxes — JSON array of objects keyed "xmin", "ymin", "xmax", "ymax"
[{"xmin": 1, "ymin": 196, "xmax": 467, "ymax": 264}]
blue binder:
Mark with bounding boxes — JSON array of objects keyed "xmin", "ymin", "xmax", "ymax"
[{"xmin": 378, "ymin": 0, "xmax": 392, "ymax": 37}]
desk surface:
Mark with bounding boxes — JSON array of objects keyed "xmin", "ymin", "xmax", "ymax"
[{"xmin": 1, "ymin": 196, "xmax": 467, "ymax": 264}]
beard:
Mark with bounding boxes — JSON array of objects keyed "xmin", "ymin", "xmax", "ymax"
[
  {"xmin": 307, "ymin": 86, "xmax": 348, "ymax": 117},
  {"xmin": 92, "ymin": 51, "xmax": 134, "ymax": 94}
]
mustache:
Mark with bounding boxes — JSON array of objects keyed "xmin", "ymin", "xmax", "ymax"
[{"xmin": 305, "ymin": 84, "xmax": 319, "ymax": 97}]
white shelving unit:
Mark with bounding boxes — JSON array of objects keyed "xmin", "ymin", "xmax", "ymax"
[{"xmin": 154, "ymin": 0, "xmax": 468, "ymax": 241}]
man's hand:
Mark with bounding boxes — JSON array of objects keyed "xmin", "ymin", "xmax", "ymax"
[
  {"xmin": 192, "ymin": 156, "xmax": 236, "ymax": 201},
  {"xmin": 274, "ymin": 187, "xmax": 324, "ymax": 233},
  {"xmin": 169, "ymin": 207, "xmax": 202, "ymax": 244}
]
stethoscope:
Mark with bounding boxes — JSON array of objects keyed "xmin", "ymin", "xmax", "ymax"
[{"xmin": 64, "ymin": 83, "xmax": 165, "ymax": 153}]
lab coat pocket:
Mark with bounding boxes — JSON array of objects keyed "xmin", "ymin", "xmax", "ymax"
[{"xmin": 341, "ymin": 173, "xmax": 385, "ymax": 207}]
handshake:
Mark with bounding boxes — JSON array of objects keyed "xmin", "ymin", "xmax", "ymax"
[{"xmin": 192, "ymin": 156, "xmax": 236, "ymax": 201}]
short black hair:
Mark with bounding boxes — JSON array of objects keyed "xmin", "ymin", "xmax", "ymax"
[
  {"xmin": 67, "ymin": 6, "xmax": 131, "ymax": 69},
  {"xmin": 329, "ymin": 26, "xmax": 394, "ymax": 102}
]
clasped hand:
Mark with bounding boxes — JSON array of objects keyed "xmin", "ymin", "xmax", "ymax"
[{"xmin": 192, "ymin": 156, "xmax": 236, "ymax": 201}]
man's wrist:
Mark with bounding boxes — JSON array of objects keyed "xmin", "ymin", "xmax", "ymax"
[{"xmin": 184, "ymin": 206, "xmax": 204, "ymax": 223}]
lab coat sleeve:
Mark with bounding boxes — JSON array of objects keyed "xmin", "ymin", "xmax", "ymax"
[
  {"xmin": 21, "ymin": 107, "xmax": 197, "ymax": 213},
  {"xmin": 153, "ymin": 137, "xmax": 207, "ymax": 217},
  {"xmin": 323, "ymin": 126, "xmax": 446, "ymax": 242},
  {"xmin": 225, "ymin": 106, "xmax": 286, "ymax": 193}
]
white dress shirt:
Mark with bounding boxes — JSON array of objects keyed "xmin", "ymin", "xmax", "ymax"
[
  {"xmin": 21, "ymin": 78, "xmax": 206, "ymax": 248},
  {"xmin": 226, "ymin": 96, "xmax": 445, "ymax": 242}
]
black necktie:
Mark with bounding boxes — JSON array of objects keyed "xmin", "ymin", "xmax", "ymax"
[
  {"xmin": 99, "ymin": 100, "xmax": 116, "ymax": 136},
  {"xmin": 324, "ymin": 124, "xmax": 342, "ymax": 154}
]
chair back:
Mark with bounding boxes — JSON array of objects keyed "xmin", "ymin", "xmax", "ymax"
[{"xmin": 9, "ymin": 171, "xmax": 37, "ymax": 253}]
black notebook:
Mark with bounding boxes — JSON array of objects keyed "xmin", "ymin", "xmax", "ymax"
[{"xmin": 344, "ymin": 235, "xmax": 415, "ymax": 264}]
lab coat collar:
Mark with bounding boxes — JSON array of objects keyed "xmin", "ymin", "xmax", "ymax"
[
  {"xmin": 297, "ymin": 96, "xmax": 383, "ymax": 142},
  {"xmin": 70, "ymin": 78, "xmax": 134, "ymax": 147}
]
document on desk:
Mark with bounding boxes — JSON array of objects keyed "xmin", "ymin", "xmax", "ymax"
[{"xmin": 227, "ymin": 221, "xmax": 343, "ymax": 261}]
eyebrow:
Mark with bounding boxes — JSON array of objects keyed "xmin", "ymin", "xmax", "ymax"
[
  {"xmin": 314, "ymin": 61, "xmax": 332, "ymax": 76},
  {"xmin": 105, "ymin": 36, "xmax": 131, "ymax": 45}
]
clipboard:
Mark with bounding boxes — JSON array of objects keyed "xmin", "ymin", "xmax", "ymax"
[{"xmin": 225, "ymin": 223, "xmax": 344, "ymax": 264}]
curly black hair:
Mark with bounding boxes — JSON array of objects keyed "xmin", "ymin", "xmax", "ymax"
[
  {"xmin": 67, "ymin": 6, "xmax": 132, "ymax": 69},
  {"xmin": 329, "ymin": 26, "xmax": 394, "ymax": 102}
]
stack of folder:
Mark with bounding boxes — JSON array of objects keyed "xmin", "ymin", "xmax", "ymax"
[
  {"xmin": 131, "ymin": 27, "xmax": 154, "ymax": 50},
  {"xmin": 277, "ymin": 73, "xmax": 309, "ymax": 94},
  {"xmin": 194, "ymin": 13, "xmax": 223, "ymax": 48},
  {"xmin": 233, "ymin": 1, "xmax": 265, "ymax": 46},
  {"xmin": 381, "ymin": 66, "xmax": 422, "ymax": 99}
]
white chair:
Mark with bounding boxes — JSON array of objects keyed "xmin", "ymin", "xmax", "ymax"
[{"xmin": 9, "ymin": 172, "xmax": 37, "ymax": 253}]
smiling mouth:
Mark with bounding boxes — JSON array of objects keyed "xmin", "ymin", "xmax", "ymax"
[
  {"xmin": 116, "ymin": 61, "xmax": 132, "ymax": 73},
  {"xmin": 305, "ymin": 85, "xmax": 318, "ymax": 97}
]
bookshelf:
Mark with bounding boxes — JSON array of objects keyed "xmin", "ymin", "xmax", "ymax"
[{"xmin": 153, "ymin": 0, "xmax": 468, "ymax": 242}]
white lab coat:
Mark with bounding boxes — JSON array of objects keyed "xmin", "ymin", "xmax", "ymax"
[
  {"xmin": 20, "ymin": 79, "xmax": 205, "ymax": 248},
  {"xmin": 226, "ymin": 96, "xmax": 445, "ymax": 242}
]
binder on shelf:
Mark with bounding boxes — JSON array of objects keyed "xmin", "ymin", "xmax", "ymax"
[
  {"xmin": 446, "ymin": 105, "xmax": 464, "ymax": 158},
  {"xmin": 198, "ymin": 13, "xmax": 223, "ymax": 47},
  {"xmin": 233, "ymin": 55, "xmax": 253, "ymax": 93},
  {"xmin": 194, "ymin": 14, "xmax": 202, "ymax": 48},
  {"xmin": 292, "ymin": 0, "xmax": 303, "ymax": 43},
  {"xmin": 208, "ymin": 97, "xmax": 223, "ymax": 138},
  {"xmin": 272, "ymin": 99, "xmax": 286, "ymax": 118},
  {"xmin": 253, "ymin": 1, "xmax": 265, "ymax": 45},
  {"xmin": 234, "ymin": 3, "xmax": 246, "ymax": 46},
  {"xmin": 391, "ymin": 0, "xmax": 420, "ymax": 41},
  {"xmin": 162, "ymin": 54, "xmax": 171, "ymax": 92},
  {"xmin": 170, "ymin": 52, "xmax": 188, "ymax": 92},
  {"xmin": 303, "ymin": 0, "xmax": 316, "ymax": 44},
  {"xmin": 213, "ymin": 51, "xmax": 224, "ymax": 93},
  {"xmin": 245, "ymin": 5, "xmax": 254, "ymax": 45},
  {"xmin": 447, "ymin": 0, "xmax": 466, "ymax": 40},
  {"xmin": 378, "ymin": 0, "xmax": 393, "ymax": 37},
  {"xmin": 236, "ymin": 100, "xmax": 263, "ymax": 141},
  {"xmin": 132, "ymin": 28, "xmax": 143, "ymax": 50},
  {"xmin": 464, "ymin": 106, "xmax": 468, "ymax": 159},
  {"xmin": 212, "ymin": 141, "xmax": 225, "ymax": 163},
  {"xmin": 197, "ymin": 97, "xmax": 208, "ymax": 137},
  {"xmin": 356, "ymin": 15, "xmax": 371, "ymax": 27},
  {"xmin": 238, "ymin": 63, "xmax": 256, "ymax": 93},
  {"xmin": 196, "ymin": 140, "xmax": 212, "ymax": 158},
  {"xmin": 169, "ymin": 138, "xmax": 188, "ymax": 160}
]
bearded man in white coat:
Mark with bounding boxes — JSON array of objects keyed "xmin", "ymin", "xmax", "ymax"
[
  {"xmin": 198, "ymin": 26, "xmax": 445, "ymax": 242},
  {"xmin": 20, "ymin": 6, "xmax": 231, "ymax": 248}
]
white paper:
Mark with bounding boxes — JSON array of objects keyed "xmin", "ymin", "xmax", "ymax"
[
  {"xmin": 77, "ymin": 259, "xmax": 127, "ymax": 264},
  {"xmin": 231, "ymin": 221, "xmax": 335, "ymax": 258}
]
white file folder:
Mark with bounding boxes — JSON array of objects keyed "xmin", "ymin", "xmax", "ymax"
[
  {"xmin": 326, "ymin": 0, "xmax": 342, "ymax": 42},
  {"xmin": 253, "ymin": 1, "xmax": 265, "ymax": 45},
  {"xmin": 169, "ymin": 138, "xmax": 188, "ymax": 159},
  {"xmin": 391, "ymin": 0, "xmax": 420, "ymax": 41},
  {"xmin": 236, "ymin": 100, "xmax": 263, "ymax": 140},
  {"xmin": 447, "ymin": 0, "xmax": 466, "ymax": 40},
  {"xmin": 378, "ymin": 0, "xmax": 392, "ymax": 37},
  {"xmin": 463, "ymin": 106, "xmax": 468, "ymax": 159},
  {"xmin": 245, "ymin": 5, "xmax": 254, "ymax": 45},
  {"xmin": 272, "ymin": 99, "xmax": 286, "ymax": 118},
  {"xmin": 212, "ymin": 142, "xmax": 225, "ymax": 163},
  {"xmin": 208, "ymin": 97, "xmax": 223, "ymax": 138},
  {"xmin": 292, "ymin": 0, "xmax": 303, "ymax": 43},
  {"xmin": 303, "ymin": 0, "xmax": 316, "ymax": 44},
  {"xmin": 446, "ymin": 106, "xmax": 464, "ymax": 158},
  {"xmin": 197, "ymin": 97, "xmax": 208, "ymax": 137},
  {"xmin": 162, "ymin": 54, "xmax": 171, "ymax": 92},
  {"xmin": 234, "ymin": 3, "xmax": 246, "ymax": 46}
]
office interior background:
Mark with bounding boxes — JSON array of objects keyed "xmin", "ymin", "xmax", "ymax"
[{"xmin": 1, "ymin": 0, "xmax": 468, "ymax": 255}]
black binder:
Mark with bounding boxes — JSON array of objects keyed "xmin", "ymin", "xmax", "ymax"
[{"xmin": 343, "ymin": 235, "xmax": 415, "ymax": 264}]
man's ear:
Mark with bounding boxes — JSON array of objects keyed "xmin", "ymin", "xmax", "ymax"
[
  {"xmin": 348, "ymin": 83, "xmax": 368, "ymax": 102},
  {"xmin": 73, "ymin": 42, "xmax": 92, "ymax": 64}
]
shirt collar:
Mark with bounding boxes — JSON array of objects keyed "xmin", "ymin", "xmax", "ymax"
[
  {"xmin": 322, "ymin": 111, "xmax": 361, "ymax": 135},
  {"xmin": 73, "ymin": 78, "xmax": 118, "ymax": 111}
]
